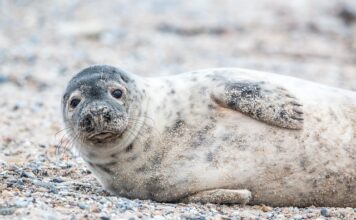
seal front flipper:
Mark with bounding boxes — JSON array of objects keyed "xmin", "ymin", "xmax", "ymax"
[
  {"xmin": 181, "ymin": 189, "xmax": 252, "ymax": 205},
  {"xmin": 211, "ymin": 80, "xmax": 304, "ymax": 129}
]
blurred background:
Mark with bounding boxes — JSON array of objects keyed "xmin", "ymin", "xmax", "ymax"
[
  {"xmin": 1, "ymin": 0, "xmax": 356, "ymax": 83},
  {"xmin": 0, "ymin": 0, "xmax": 355, "ymax": 218},
  {"xmin": 2, "ymin": 0, "xmax": 355, "ymax": 152}
]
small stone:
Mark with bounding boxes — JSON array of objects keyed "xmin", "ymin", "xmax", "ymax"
[
  {"xmin": 6, "ymin": 178, "xmax": 16, "ymax": 187},
  {"xmin": 152, "ymin": 216, "xmax": 165, "ymax": 220},
  {"xmin": 261, "ymin": 204, "xmax": 273, "ymax": 212},
  {"xmin": 60, "ymin": 163, "xmax": 73, "ymax": 169},
  {"xmin": 7, "ymin": 164, "xmax": 19, "ymax": 171},
  {"xmin": 90, "ymin": 204, "xmax": 101, "ymax": 213},
  {"xmin": 15, "ymin": 199, "xmax": 31, "ymax": 208},
  {"xmin": 0, "ymin": 74, "xmax": 8, "ymax": 84},
  {"xmin": 2, "ymin": 190, "xmax": 14, "ymax": 197},
  {"xmin": 338, "ymin": 4, "xmax": 356, "ymax": 25},
  {"xmin": 267, "ymin": 212, "xmax": 274, "ymax": 219},
  {"xmin": 78, "ymin": 203, "xmax": 88, "ymax": 210},
  {"xmin": 99, "ymin": 198, "xmax": 107, "ymax": 204},
  {"xmin": 51, "ymin": 177, "xmax": 64, "ymax": 183},
  {"xmin": 293, "ymin": 214, "xmax": 303, "ymax": 220},
  {"xmin": 116, "ymin": 201, "xmax": 133, "ymax": 211},
  {"xmin": 32, "ymin": 180, "xmax": 54, "ymax": 189},
  {"xmin": 0, "ymin": 207, "xmax": 16, "ymax": 216},
  {"xmin": 100, "ymin": 216, "xmax": 110, "ymax": 220},
  {"xmin": 48, "ymin": 186, "xmax": 58, "ymax": 194},
  {"xmin": 36, "ymin": 187, "xmax": 47, "ymax": 192},
  {"xmin": 27, "ymin": 162, "xmax": 41, "ymax": 173},
  {"xmin": 320, "ymin": 208, "xmax": 330, "ymax": 217},
  {"xmin": 20, "ymin": 171, "xmax": 36, "ymax": 179}
]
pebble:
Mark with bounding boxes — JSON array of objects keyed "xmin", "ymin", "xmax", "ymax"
[
  {"xmin": 320, "ymin": 208, "xmax": 330, "ymax": 217},
  {"xmin": 99, "ymin": 198, "xmax": 107, "ymax": 204},
  {"xmin": 0, "ymin": 207, "xmax": 16, "ymax": 216},
  {"xmin": 116, "ymin": 201, "xmax": 134, "ymax": 212},
  {"xmin": 261, "ymin": 204, "xmax": 273, "ymax": 212},
  {"xmin": 51, "ymin": 177, "xmax": 64, "ymax": 183},
  {"xmin": 78, "ymin": 203, "xmax": 88, "ymax": 210},
  {"xmin": 7, "ymin": 165, "xmax": 19, "ymax": 172},
  {"xmin": 27, "ymin": 162, "xmax": 41, "ymax": 173},
  {"xmin": 32, "ymin": 180, "xmax": 53, "ymax": 188},
  {"xmin": 2, "ymin": 190, "xmax": 14, "ymax": 197},
  {"xmin": 59, "ymin": 162, "xmax": 73, "ymax": 169},
  {"xmin": 49, "ymin": 186, "xmax": 58, "ymax": 194},
  {"xmin": 21, "ymin": 171, "xmax": 36, "ymax": 179},
  {"xmin": 267, "ymin": 212, "xmax": 274, "ymax": 219},
  {"xmin": 0, "ymin": 74, "xmax": 8, "ymax": 84},
  {"xmin": 90, "ymin": 204, "xmax": 101, "ymax": 213},
  {"xmin": 293, "ymin": 214, "xmax": 303, "ymax": 220},
  {"xmin": 338, "ymin": 4, "xmax": 356, "ymax": 25},
  {"xmin": 7, "ymin": 178, "xmax": 24, "ymax": 188},
  {"xmin": 15, "ymin": 199, "xmax": 31, "ymax": 208}
]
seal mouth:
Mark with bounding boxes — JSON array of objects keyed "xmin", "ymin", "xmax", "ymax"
[{"xmin": 87, "ymin": 131, "xmax": 121, "ymax": 142}]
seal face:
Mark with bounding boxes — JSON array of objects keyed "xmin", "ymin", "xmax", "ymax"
[
  {"xmin": 62, "ymin": 65, "xmax": 133, "ymax": 145},
  {"xmin": 62, "ymin": 65, "xmax": 356, "ymax": 207}
]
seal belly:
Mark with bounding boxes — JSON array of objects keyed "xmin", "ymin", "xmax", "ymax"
[
  {"xmin": 220, "ymin": 95, "xmax": 355, "ymax": 207},
  {"xmin": 159, "ymin": 90, "xmax": 356, "ymax": 206}
]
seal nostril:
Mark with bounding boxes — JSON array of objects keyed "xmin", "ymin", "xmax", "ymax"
[
  {"xmin": 103, "ymin": 112, "xmax": 111, "ymax": 123},
  {"xmin": 82, "ymin": 115, "xmax": 94, "ymax": 132}
]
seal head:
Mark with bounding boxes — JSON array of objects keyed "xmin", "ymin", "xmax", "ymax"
[{"xmin": 62, "ymin": 65, "xmax": 134, "ymax": 146}]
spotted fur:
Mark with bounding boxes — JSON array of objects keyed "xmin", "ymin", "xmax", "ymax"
[{"xmin": 62, "ymin": 65, "xmax": 356, "ymax": 207}]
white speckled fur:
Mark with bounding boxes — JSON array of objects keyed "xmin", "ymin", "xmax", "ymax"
[{"xmin": 75, "ymin": 68, "xmax": 356, "ymax": 207}]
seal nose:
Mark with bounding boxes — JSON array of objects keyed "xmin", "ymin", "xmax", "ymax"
[
  {"xmin": 92, "ymin": 105, "xmax": 112, "ymax": 123},
  {"xmin": 81, "ymin": 105, "xmax": 113, "ymax": 131},
  {"xmin": 103, "ymin": 112, "xmax": 111, "ymax": 123},
  {"xmin": 81, "ymin": 115, "xmax": 95, "ymax": 132}
]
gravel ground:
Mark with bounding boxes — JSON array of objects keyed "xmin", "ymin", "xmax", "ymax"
[{"xmin": 0, "ymin": 0, "xmax": 356, "ymax": 219}]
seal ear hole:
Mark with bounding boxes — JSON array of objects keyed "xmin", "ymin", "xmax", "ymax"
[
  {"xmin": 69, "ymin": 98, "xmax": 81, "ymax": 109},
  {"xmin": 111, "ymin": 89, "xmax": 123, "ymax": 99}
]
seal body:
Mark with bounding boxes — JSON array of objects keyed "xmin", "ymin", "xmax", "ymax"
[{"xmin": 62, "ymin": 65, "xmax": 356, "ymax": 207}]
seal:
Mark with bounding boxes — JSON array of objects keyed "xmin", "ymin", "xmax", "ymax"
[{"xmin": 62, "ymin": 65, "xmax": 356, "ymax": 207}]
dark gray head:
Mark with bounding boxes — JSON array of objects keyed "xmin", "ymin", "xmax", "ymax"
[{"xmin": 62, "ymin": 65, "xmax": 138, "ymax": 145}]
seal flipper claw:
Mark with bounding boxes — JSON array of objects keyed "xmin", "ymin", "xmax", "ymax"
[
  {"xmin": 181, "ymin": 189, "xmax": 252, "ymax": 205},
  {"xmin": 211, "ymin": 81, "xmax": 304, "ymax": 130}
]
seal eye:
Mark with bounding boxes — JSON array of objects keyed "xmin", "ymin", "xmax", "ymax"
[
  {"xmin": 70, "ymin": 98, "xmax": 81, "ymax": 109},
  {"xmin": 111, "ymin": 89, "xmax": 123, "ymax": 99}
]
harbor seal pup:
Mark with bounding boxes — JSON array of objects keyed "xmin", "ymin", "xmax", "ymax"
[{"xmin": 62, "ymin": 65, "xmax": 356, "ymax": 207}]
